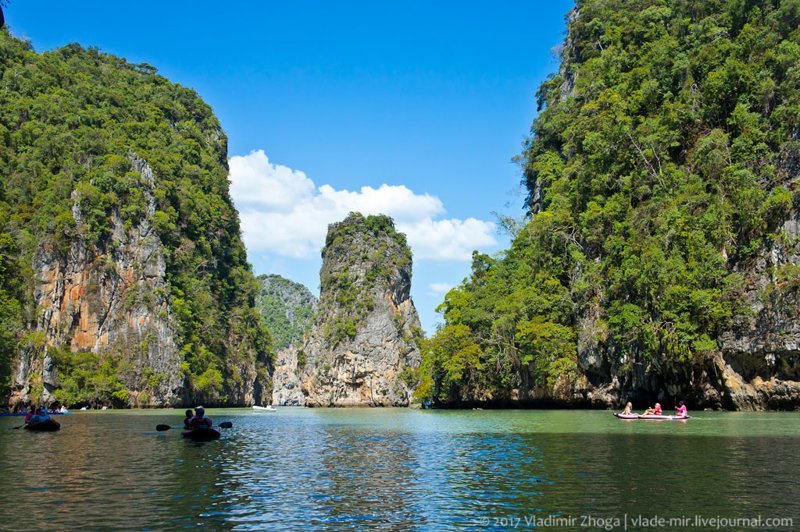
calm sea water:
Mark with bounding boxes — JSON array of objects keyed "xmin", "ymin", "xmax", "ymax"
[{"xmin": 0, "ymin": 408, "xmax": 797, "ymax": 530}]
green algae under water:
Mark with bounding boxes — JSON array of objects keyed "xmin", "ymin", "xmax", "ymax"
[{"xmin": 0, "ymin": 409, "xmax": 797, "ymax": 530}]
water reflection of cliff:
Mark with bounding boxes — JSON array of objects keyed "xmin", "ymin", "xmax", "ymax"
[
  {"xmin": 2, "ymin": 410, "xmax": 798, "ymax": 529},
  {"xmin": 317, "ymin": 429, "xmax": 420, "ymax": 527},
  {"xmin": 412, "ymin": 432, "xmax": 548, "ymax": 527},
  {"xmin": 0, "ymin": 413, "xmax": 229, "ymax": 529},
  {"xmin": 211, "ymin": 416, "xmax": 423, "ymax": 528}
]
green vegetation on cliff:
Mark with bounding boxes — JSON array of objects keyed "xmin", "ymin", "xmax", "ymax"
[
  {"xmin": 255, "ymin": 274, "xmax": 317, "ymax": 350},
  {"xmin": 0, "ymin": 30, "xmax": 271, "ymax": 405},
  {"xmin": 419, "ymin": 0, "xmax": 800, "ymax": 405},
  {"xmin": 0, "ymin": 232, "xmax": 23, "ymax": 392},
  {"xmin": 281, "ymin": 211, "xmax": 422, "ymax": 407},
  {"xmin": 320, "ymin": 213, "xmax": 412, "ymax": 346}
]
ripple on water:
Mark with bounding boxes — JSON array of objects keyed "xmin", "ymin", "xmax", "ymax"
[{"xmin": 0, "ymin": 409, "xmax": 798, "ymax": 529}]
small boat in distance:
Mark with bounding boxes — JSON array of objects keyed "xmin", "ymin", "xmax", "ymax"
[
  {"xmin": 614, "ymin": 413, "xmax": 689, "ymax": 421},
  {"xmin": 253, "ymin": 405, "xmax": 276, "ymax": 411}
]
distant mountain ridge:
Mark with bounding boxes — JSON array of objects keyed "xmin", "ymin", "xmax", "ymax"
[{"xmin": 255, "ymin": 274, "xmax": 317, "ymax": 350}]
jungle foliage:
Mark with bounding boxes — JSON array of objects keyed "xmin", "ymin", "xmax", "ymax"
[
  {"xmin": 255, "ymin": 274, "xmax": 317, "ymax": 351},
  {"xmin": 320, "ymin": 213, "xmax": 412, "ymax": 346},
  {"xmin": 418, "ymin": 0, "xmax": 800, "ymax": 405},
  {"xmin": 0, "ymin": 30, "xmax": 271, "ymax": 404}
]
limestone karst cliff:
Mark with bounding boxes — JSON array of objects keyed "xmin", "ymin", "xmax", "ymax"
[
  {"xmin": 15, "ymin": 155, "xmax": 184, "ymax": 407},
  {"xmin": 419, "ymin": 0, "xmax": 800, "ymax": 410},
  {"xmin": 272, "ymin": 213, "xmax": 422, "ymax": 407},
  {"xmin": 0, "ymin": 33, "xmax": 271, "ymax": 407}
]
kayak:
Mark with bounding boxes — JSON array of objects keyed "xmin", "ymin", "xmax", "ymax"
[
  {"xmin": 24, "ymin": 419, "xmax": 61, "ymax": 431},
  {"xmin": 182, "ymin": 427, "xmax": 221, "ymax": 441},
  {"xmin": 614, "ymin": 413, "xmax": 689, "ymax": 420}
]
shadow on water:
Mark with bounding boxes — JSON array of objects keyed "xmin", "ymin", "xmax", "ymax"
[{"xmin": 0, "ymin": 410, "xmax": 797, "ymax": 529}]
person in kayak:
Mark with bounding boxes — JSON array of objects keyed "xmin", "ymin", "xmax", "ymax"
[
  {"xmin": 24, "ymin": 405, "xmax": 37, "ymax": 424},
  {"xmin": 642, "ymin": 403, "xmax": 662, "ymax": 415},
  {"xmin": 622, "ymin": 402, "xmax": 633, "ymax": 415},
  {"xmin": 188, "ymin": 406, "xmax": 213, "ymax": 429},
  {"xmin": 183, "ymin": 409, "xmax": 194, "ymax": 429},
  {"xmin": 675, "ymin": 401, "xmax": 688, "ymax": 417},
  {"xmin": 28, "ymin": 406, "xmax": 51, "ymax": 425}
]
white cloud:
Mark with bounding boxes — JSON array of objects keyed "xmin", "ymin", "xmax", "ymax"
[
  {"xmin": 428, "ymin": 283, "xmax": 454, "ymax": 296},
  {"xmin": 398, "ymin": 218, "xmax": 496, "ymax": 261},
  {"xmin": 229, "ymin": 150, "xmax": 497, "ymax": 262},
  {"xmin": 229, "ymin": 149, "xmax": 315, "ymax": 212}
]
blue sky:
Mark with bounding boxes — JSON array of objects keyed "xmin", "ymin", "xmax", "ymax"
[{"xmin": 6, "ymin": 0, "xmax": 574, "ymax": 333}]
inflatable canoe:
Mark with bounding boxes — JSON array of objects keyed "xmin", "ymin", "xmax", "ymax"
[
  {"xmin": 24, "ymin": 419, "xmax": 61, "ymax": 431},
  {"xmin": 614, "ymin": 413, "xmax": 689, "ymax": 420},
  {"xmin": 182, "ymin": 427, "xmax": 221, "ymax": 441}
]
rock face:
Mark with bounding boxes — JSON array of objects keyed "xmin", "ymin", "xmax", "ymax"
[
  {"xmin": 272, "ymin": 213, "xmax": 422, "ymax": 406},
  {"xmin": 271, "ymin": 347, "xmax": 305, "ymax": 406},
  {"xmin": 715, "ymin": 218, "xmax": 800, "ymax": 410},
  {"xmin": 255, "ymin": 274, "xmax": 318, "ymax": 351},
  {"xmin": 11, "ymin": 156, "xmax": 182, "ymax": 407},
  {"xmin": 573, "ymin": 217, "xmax": 800, "ymax": 412}
]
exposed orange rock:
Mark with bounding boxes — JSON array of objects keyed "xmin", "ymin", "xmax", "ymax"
[{"xmin": 17, "ymin": 157, "xmax": 185, "ymax": 407}]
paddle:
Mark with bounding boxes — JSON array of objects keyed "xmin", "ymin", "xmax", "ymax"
[
  {"xmin": 156, "ymin": 421, "xmax": 232, "ymax": 431},
  {"xmin": 13, "ymin": 415, "xmax": 34, "ymax": 429}
]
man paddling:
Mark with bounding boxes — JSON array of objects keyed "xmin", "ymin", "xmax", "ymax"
[
  {"xmin": 188, "ymin": 406, "xmax": 213, "ymax": 429},
  {"xmin": 27, "ymin": 406, "xmax": 51, "ymax": 426}
]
